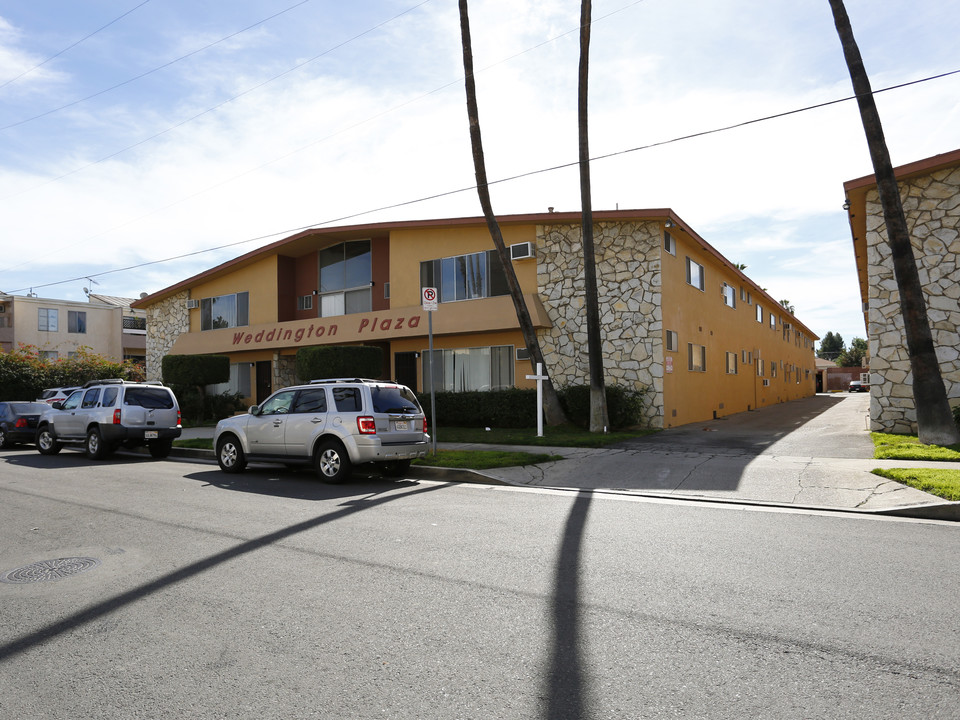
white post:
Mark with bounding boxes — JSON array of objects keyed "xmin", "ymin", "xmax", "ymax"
[{"xmin": 525, "ymin": 362, "xmax": 548, "ymax": 438}]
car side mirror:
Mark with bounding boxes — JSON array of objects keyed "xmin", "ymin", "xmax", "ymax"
[
  {"xmin": 52, "ymin": 402, "xmax": 64, "ymax": 410},
  {"xmin": 248, "ymin": 405, "xmax": 260, "ymax": 416}
]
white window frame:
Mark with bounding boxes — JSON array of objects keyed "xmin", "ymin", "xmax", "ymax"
[
  {"xmin": 685, "ymin": 258, "xmax": 705, "ymax": 291},
  {"xmin": 725, "ymin": 352, "xmax": 738, "ymax": 375},
  {"xmin": 722, "ymin": 283, "xmax": 736, "ymax": 308},
  {"xmin": 665, "ymin": 330, "xmax": 679, "ymax": 352},
  {"xmin": 664, "ymin": 231, "xmax": 676, "ymax": 256}
]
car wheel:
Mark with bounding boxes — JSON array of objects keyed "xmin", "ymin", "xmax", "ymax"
[
  {"xmin": 217, "ymin": 435, "xmax": 247, "ymax": 473},
  {"xmin": 85, "ymin": 427, "xmax": 109, "ymax": 460},
  {"xmin": 36, "ymin": 426, "xmax": 62, "ymax": 455},
  {"xmin": 0, "ymin": 426, "xmax": 10, "ymax": 449},
  {"xmin": 148, "ymin": 439, "xmax": 173, "ymax": 459},
  {"xmin": 315, "ymin": 439, "xmax": 352, "ymax": 484},
  {"xmin": 381, "ymin": 459, "xmax": 411, "ymax": 477}
]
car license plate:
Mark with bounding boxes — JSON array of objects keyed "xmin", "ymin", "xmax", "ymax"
[
  {"xmin": 394, "ymin": 420, "xmax": 408, "ymax": 431},
  {"xmin": 145, "ymin": 430, "xmax": 158, "ymax": 439}
]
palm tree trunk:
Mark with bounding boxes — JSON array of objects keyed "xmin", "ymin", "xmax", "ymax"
[
  {"xmin": 829, "ymin": 0, "xmax": 960, "ymax": 445},
  {"xmin": 578, "ymin": 0, "xmax": 609, "ymax": 433},
  {"xmin": 457, "ymin": 0, "xmax": 568, "ymax": 426}
]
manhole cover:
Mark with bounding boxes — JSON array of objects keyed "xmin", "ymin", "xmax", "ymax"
[{"xmin": 0, "ymin": 557, "xmax": 101, "ymax": 584}]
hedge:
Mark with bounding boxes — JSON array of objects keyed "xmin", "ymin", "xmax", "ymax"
[
  {"xmin": 296, "ymin": 345, "xmax": 383, "ymax": 381},
  {"xmin": 0, "ymin": 344, "xmax": 144, "ymax": 401}
]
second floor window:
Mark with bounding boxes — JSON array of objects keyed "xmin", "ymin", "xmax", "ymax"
[
  {"xmin": 68, "ymin": 310, "xmax": 87, "ymax": 334},
  {"xmin": 201, "ymin": 292, "xmax": 249, "ymax": 331},
  {"xmin": 38, "ymin": 308, "xmax": 58, "ymax": 331},
  {"xmin": 319, "ymin": 240, "xmax": 371, "ymax": 317},
  {"xmin": 420, "ymin": 250, "xmax": 510, "ymax": 303},
  {"xmin": 685, "ymin": 258, "xmax": 704, "ymax": 291}
]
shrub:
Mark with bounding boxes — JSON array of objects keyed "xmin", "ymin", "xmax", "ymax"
[
  {"xmin": 953, "ymin": 404, "xmax": 960, "ymax": 431},
  {"xmin": 558, "ymin": 383, "xmax": 649, "ymax": 430},
  {"xmin": 0, "ymin": 344, "xmax": 143, "ymax": 400},
  {"xmin": 296, "ymin": 345, "xmax": 383, "ymax": 381},
  {"xmin": 416, "ymin": 389, "xmax": 537, "ymax": 428},
  {"xmin": 162, "ymin": 355, "xmax": 230, "ymax": 387}
]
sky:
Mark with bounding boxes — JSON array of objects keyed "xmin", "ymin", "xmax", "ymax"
[{"xmin": 1, "ymin": 0, "xmax": 959, "ymax": 351}]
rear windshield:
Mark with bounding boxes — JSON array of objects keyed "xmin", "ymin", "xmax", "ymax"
[
  {"xmin": 124, "ymin": 387, "xmax": 175, "ymax": 409},
  {"xmin": 371, "ymin": 386, "xmax": 421, "ymax": 414},
  {"xmin": 10, "ymin": 402, "xmax": 49, "ymax": 414}
]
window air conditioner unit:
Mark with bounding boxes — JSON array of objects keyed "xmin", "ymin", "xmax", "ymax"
[
  {"xmin": 186, "ymin": 299, "xmax": 199, "ymax": 310},
  {"xmin": 510, "ymin": 242, "xmax": 535, "ymax": 260},
  {"xmin": 516, "ymin": 347, "xmax": 531, "ymax": 361},
  {"xmin": 783, "ymin": 323, "xmax": 792, "ymax": 330}
]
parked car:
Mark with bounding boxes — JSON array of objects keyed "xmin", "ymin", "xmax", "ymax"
[
  {"xmin": 214, "ymin": 378, "xmax": 429, "ymax": 483},
  {"xmin": 37, "ymin": 386, "xmax": 81, "ymax": 405},
  {"xmin": 35, "ymin": 379, "xmax": 182, "ymax": 459},
  {"xmin": 848, "ymin": 380, "xmax": 869, "ymax": 392},
  {"xmin": 0, "ymin": 402, "xmax": 49, "ymax": 448}
]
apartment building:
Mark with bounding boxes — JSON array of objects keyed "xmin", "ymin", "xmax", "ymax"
[{"xmin": 132, "ymin": 209, "xmax": 818, "ymax": 428}]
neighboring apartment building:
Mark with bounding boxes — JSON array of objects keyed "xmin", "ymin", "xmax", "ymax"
[
  {"xmin": 0, "ymin": 292, "xmax": 147, "ymax": 365},
  {"xmin": 132, "ymin": 209, "xmax": 818, "ymax": 428},
  {"xmin": 844, "ymin": 148, "xmax": 960, "ymax": 434}
]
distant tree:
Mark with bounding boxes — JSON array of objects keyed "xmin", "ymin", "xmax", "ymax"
[
  {"xmin": 830, "ymin": 0, "xmax": 960, "ymax": 445},
  {"xmin": 735, "ymin": 263, "xmax": 748, "ymax": 271},
  {"xmin": 838, "ymin": 337, "xmax": 868, "ymax": 367},
  {"xmin": 779, "ymin": 299, "xmax": 795, "ymax": 314},
  {"xmin": 817, "ymin": 332, "xmax": 845, "ymax": 361}
]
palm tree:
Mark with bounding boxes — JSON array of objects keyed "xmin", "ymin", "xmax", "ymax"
[
  {"xmin": 829, "ymin": 0, "xmax": 960, "ymax": 445},
  {"xmin": 577, "ymin": 0, "xmax": 609, "ymax": 433},
  {"xmin": 457, "ymin": 0, "xmax": 567, "ymax": 425}
]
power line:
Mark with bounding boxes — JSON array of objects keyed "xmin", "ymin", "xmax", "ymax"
[
  {"xmin": 0, "ymin": 0, "xmax": 152, "ymax": 91},
  {"xmin": 0, "ymin": 0, "xmax": 317, "ymax": 130},
  {"xmin": 7, "ymin": 67, "xmax": 956, "ymax": 296}
]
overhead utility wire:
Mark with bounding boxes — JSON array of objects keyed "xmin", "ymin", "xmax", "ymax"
[
  {"xmin": 0, "ymin": 0, "xmax": 152, "ymax": 91},
  {"xmin": 0, "ymin": 0, "xmax": 318, "ymax": 131},
  {"xmin": 1, "ymin": 0, "xmax": 434, "ymax": 201},
  {"xmin": 8, "ymin": 68, "xmax": 956, "ymax": 296}
]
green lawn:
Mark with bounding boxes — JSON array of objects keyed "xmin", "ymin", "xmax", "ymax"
[
  {"xmin": 432, "ymin": 424, "xmax": 656, "ymax": 447},
  {"xmin": 871, "ymin": 468, "xmax": 960, "ymax": 502},
  {"xmin": 871, "ymin": 432, "xmax": 960, "ymax": 461}
]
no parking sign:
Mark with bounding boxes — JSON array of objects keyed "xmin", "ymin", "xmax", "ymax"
[{"xmin": 422, "ymin": 287, "xmax": 438, "ymax": 312}]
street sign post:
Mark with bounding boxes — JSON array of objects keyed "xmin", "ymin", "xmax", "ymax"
[
  {"xmin": 422, "ymin": 287, "xmax": 438, "ymax": 453},
  {"xmin": 525, "ymin": 362, "xmax": 549, "ymax": 438}
]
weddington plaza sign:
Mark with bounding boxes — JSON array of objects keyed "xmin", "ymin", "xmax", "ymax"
[{"xmin": 230, "ymin": 313, "xmax": 422, "ymax": 347}]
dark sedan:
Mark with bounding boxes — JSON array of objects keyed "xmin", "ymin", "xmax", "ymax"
[{"xmin": 0, "ymin": 402, "xmax": 49, "ymax": 448}]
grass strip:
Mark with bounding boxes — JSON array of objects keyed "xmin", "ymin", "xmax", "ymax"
[
  {"xmin": 872, "ymin": 468, "xmax": 960, "ymax": 502},
  {"xmin": 871, "ymin": 432, "xmax": 960, "ymax": 461},
  {"xmin": 413, "ymin": 450, "xmax": 562, "ymax": 470}
]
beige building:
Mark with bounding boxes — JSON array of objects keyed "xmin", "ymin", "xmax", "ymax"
[
  {"xmin": 844, "ymin": 148, "xmax": 960, "ymax": 434},
  {"xmin": 133, "ymin": 209, "xmax": 818, "ymax": 429},
  {"xmin": 0, "ymin": 292, "xmax": 146, "ymax": 364}
]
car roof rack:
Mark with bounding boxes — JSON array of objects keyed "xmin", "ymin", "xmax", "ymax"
[
  {"xmin": 82, "ymin": 378, "xmax": 164, "ymax": 388},
  {"xmin": 308, "ymin": 378, "xmax": 381, "ymax": 385}
]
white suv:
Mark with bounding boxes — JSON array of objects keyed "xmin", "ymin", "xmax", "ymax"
[
  {"xmin": 36, "ymin": 379, "xmax": 182, "ymax": 459},
  {"xmin": 214, "ymin": 378, "xmax": 429, "ymax": 483}
]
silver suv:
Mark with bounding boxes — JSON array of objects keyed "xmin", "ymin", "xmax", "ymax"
[
  {"xmin": 36, "ymin": 379, "xmax": 182, "ymax": 460},
  {"xmin": 214, "ymin": 378, "xmax": 429, "ymax": 483}
]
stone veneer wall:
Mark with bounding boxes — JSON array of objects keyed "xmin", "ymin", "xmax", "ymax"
[
  {"xmin": 866, "ymin": 164, "xmax": 960, "ymax": 433},
  {"xmin": 144, "ymin": 291, "xmax": 190, "ymax": 381},
  {"xmin": 536, "ymin": 221, "xmax": 663, "ymax": 428}
]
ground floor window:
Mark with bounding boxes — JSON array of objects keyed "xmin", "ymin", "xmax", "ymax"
[
  {"xmin": 422, "ymin": 345, "xmax": 514, "ymax": 392},
  {"xmin": 207, "ymin": 362, "xmax": 253, "ymax": 397}
]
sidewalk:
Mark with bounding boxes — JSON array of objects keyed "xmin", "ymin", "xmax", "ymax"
[{"xmin": 175, "ymin": 396, "xmax": 960, "ymax": 521}]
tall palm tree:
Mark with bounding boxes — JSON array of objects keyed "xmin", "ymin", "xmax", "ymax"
[
  {"xmin": 457, "ymin": 0, "xmax": 567, "ymax": 425},
  {"xmin": 829, "ymin": 0, "xmax": 960, "ymax": 445},
  {"xmin": 578, "ymin": 0, "xmax": 609, "ymax": 433}
]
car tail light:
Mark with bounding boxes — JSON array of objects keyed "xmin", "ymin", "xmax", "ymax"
[
  {"xmin": 357, "ymin": 416, "xmax": 377, "ymax": 434},
  {"xmin": 113, "ymin": 409, "xmax": 122, "ymax": 425},
  {"xmin": 15, "ymin": 418, "xmax": 27, "ymax": 428},
  {"xmin": 177, "ymin": 410, "xmax": 182, "ymax": 426}
]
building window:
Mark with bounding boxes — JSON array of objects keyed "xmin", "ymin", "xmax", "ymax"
[
  {"xmin": 725, "ymin": 352, "xmax": 738, "ymax": 374},
  {"xmin": 664, "ymin": 231, "xmax": 676, "ymax": 256},
  {"xmin": 40, "ymin": 350, "xmax": 57, "ymax": 361},
  {"xmin": 740, "ymin": 286, "xmax": 751, "ymax": 304},
  {"xmin": 688, "ymin": 343, "xmax": 706, "ymax": 372},
  {"xmin": 721, "ymin": 283, "xmax": 736, "ymax": 308},
  {"xmin": 757, "ymin": 358, "xmax": 764, "ymax": 377},
  {"xmin": 756, "ymin": 304, "xmax": 763, "ymax": 323},
  {"xmin": 422, "ymin": 345, "xmax": 514, "ymax": 392},
  {"xmin": 38, "ymin": 308, "xmax": 58, "ymax": 331},
  {"xmin": 201, "ymin": 292, "xmax": 249, "ymax": 331},
  {"xmin": 207, "ymin": 362, "xmax": 254, "ymax": 398},
  {"xmin": 318, "ymin": 240, "xmax": 372, "ymax": 317},
  {"xmin": 741, "ymin": 350, "xmax": 752, "ymax": 365},
  {"xmin": 770, "ymin": 361, "xmax": 777, "ymax": 378},
  {"xmin": 685, "ymin": 258, "xmax": 704, "ymax": 291},
  {"xmin": 769, "ymin": 312, "xmax": 776, "ymax": 329},
  {"xmin": 420, "ymin": 250, "xmax": 510, "ymax": 304},
  {"xmin": 68, "ymin": 310, "xmax": 87, "ymax": 334},
  {"xmin": 665, "ymin": 330, "xmax": 679, "ymax": 352},
  {"xmin": 298, "ymin": 295, "xmax": 313, "ymax": 311}
]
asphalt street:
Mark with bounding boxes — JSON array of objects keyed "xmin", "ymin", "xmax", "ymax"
[{"xmin": 0, "ymin": 451, "xmax": 958, "ymax": 719}]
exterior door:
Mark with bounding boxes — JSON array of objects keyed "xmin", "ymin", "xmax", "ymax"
[
  {"xmin": 246, "ymin": 390, "xmax": 296, "ymax": 455},
  {"xmin": 394, "ymin": 352, "xmax": 418, "ymax": 392},
  {"xmin": 256, "ymin": 361, "xmax": 272, "ymax": 405}
]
